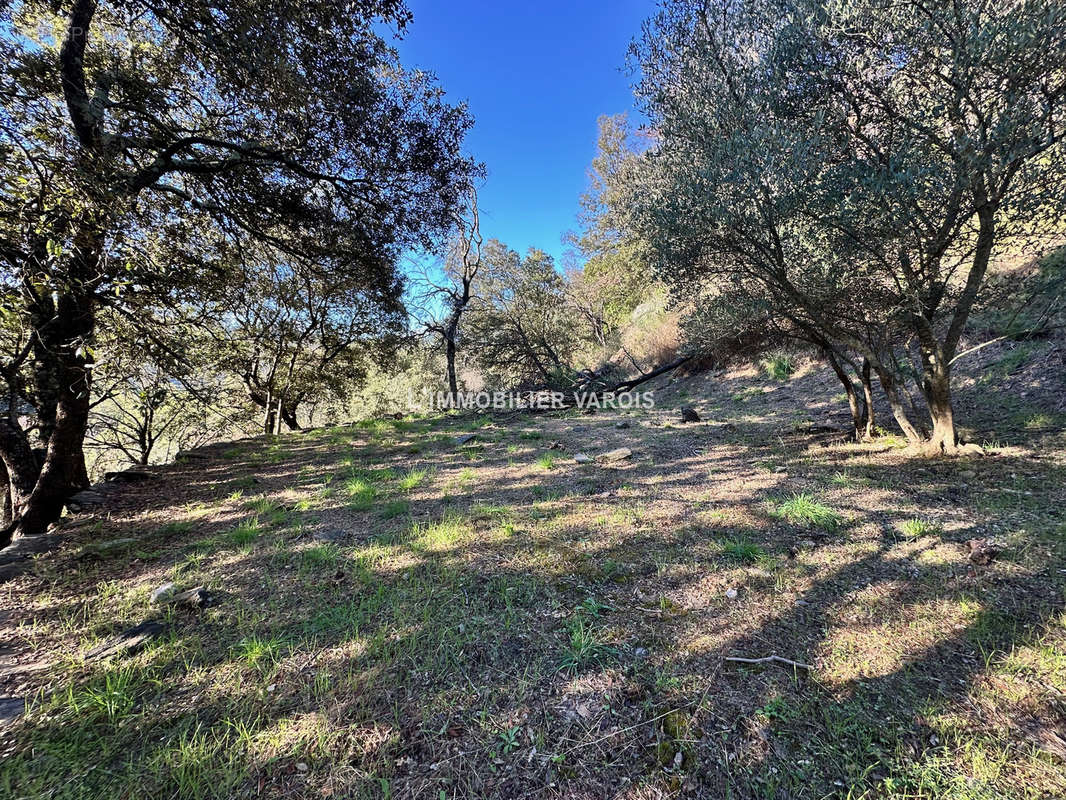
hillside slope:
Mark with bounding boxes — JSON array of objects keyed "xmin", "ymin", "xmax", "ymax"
[{"xmin": 1, "ymin": 341, "xmax": 1064, "ymax": 799}]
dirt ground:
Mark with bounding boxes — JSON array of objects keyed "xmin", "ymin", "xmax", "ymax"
[{"xmin": 1, "ymin": 340, "xmax": 1065, "ymax": 799}]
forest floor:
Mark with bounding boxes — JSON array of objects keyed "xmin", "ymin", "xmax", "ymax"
[{"xmin": 2, "ymin": 338, "xmax": 1065, "ymax": 799}]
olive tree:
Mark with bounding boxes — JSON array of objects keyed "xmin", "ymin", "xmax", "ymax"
[{"xmin": 634, "ymin": 0, "xmax": 1066, "ymax": 452}]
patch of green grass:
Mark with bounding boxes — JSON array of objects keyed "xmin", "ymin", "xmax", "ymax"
[
  {"xmin": 399, "ymin": 468, "xmax": 429, "ymax": 491},
  {"xmin": 536, "ymin": 453, "xmax": 556, "ymax": 470},
  {"xmin": 380, "ymin": 500, "xmax": 410, "ymax": 519},
  {"xmin": 558, "ymin": 617, "xmax": 614, "ymax": 674},
  {"xmin": 232, "ymin": 635, "xmax": 281, "ymax": 671},
  {"xmin": 732, "ymin": 386, "xmax": 763, "ymax": 403},
  {"xmin": 771, "ymin": 493, "xmax": 842, "ymax": 531},
  {"xmin": 66, "ymin": 665, "xmax": 141, "ymax": 721},
  {"xmin": 412, "ymin": 513, "xmax": 471, "ymax": 550},
  {"xmin": 1024, "ymin": 412, "xmax": 1057, "ymax": 430},
  {"xmin": 151, "ymin": 723, "xmax": 248, "ymax": 800},
  {"xmin": 829, "ymin": 470, "xmax": 869, "ymax": 488},
  {"xmin": 993, "ymin": 343, "xmax": 1037, "ymax": 376},
  {"xmin": 762, "ymin": 351, "xmax": 795, "ymax": 381},
  {"xmin": 518, "ymin": 430, "xmax": 542, "ymax": 440},
  {"xmin": 719, "ymin": 536, "xmax": 768, "ymax": 565},
  {"xmin": 226, "ymin": 518, "xmax": 261, "ymax": 548},
  {"xmin": 344, "ymin": 476, "xmax": 376, "ymax": 510},
  {"xmin": 899, "ymin": 517, "xmax": 942, "ymax": 538},
  {"xmin": 300, "ymin": 543, "xmax": 340, "ymax": 572}
]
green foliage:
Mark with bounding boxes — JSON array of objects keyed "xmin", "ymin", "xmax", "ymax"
[
  {"xmin": 772, "ymin": 494, "xmax": 842, "ymax": 532},
  {"xmin": 899, "ymin": 518, "xmax": 942, "ymax": 538},
  {"xmin": 762, "ymin": 352, "xmax": 795, "ymax": 381}
]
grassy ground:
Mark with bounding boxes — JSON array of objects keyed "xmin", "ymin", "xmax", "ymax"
[{"xmin": 1, "ymin": 344, "xmax": 1065, "ymax": 799}]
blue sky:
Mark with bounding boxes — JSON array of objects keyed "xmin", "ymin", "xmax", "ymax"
[{"xmin": 389, "ymin": 0, "xmax": 653, "ymax": 265}]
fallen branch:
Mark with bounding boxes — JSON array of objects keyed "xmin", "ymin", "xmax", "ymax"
[
  {"xmin": 613, "ymin": 354, "xmax": 693, "ymax": 392},
  {"xmin": 725, "ymin": 654, "xmax": 812, "ymax": 670}
]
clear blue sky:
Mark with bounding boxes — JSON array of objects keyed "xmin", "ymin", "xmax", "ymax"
[{"xmin": 390, "ymin": 0, "xmax": 653, "ymax": 265}]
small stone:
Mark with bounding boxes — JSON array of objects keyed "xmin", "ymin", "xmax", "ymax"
[
  {"xmin": 574, "ymin": 453, "xmax": 592, "ymax": 464},
  {"xmin": 150, "ymin": 583, "xmax": 177, "ymax": 605},
  {"xmin": 66, "ymin": 490, "xmax": 106, "ymax": 512},
  {"xmin": 725, "ymin": 588, "xmax": 738, "ymax": 600},
  {"xmin": 599, "ymin": 447, "xmax": 633, "ymax": 463},
  {"xmin": 454, "ymin": 433, "xmax": 477, "ymax": 446},
  {"xmin": 170, "ymin": 586, "xmax": 209, "ymax": 609},
  {"xmin": 313, "ymin": 528, "xmax": 346, "ymax": 543},
  {"xmin": 615, "ymin": 421, "xmax": 630, "ymax": 429},
  {"xmin": 633, "ymin": 647, "xmax": 649, "ymax": 658},
  {"xmin": 266, "ymin": 684, "xmax": 276, "ymax": 693},
  {"xmin": 296, "ymin": 762, "xmax": 308, "ymax": 773}
]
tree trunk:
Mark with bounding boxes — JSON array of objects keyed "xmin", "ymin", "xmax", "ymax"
[
  {"xmin": 860, "ymin": 358, "xmax": 875, "ymax": 440},
  {"xmin": 262, "ymin": 388, "xmax": 275, "ymax": 435},
  {"xmin": 445, "ymin": 335, "xmax": 458, "ymax": 397},
  {"xmin": 280, "ymin": 403, "xmax": 301, "ymax": 431},
  {"xmin": 922, "ymin": 358, "xmax": 959, "ymax": 453},
  {"xmin": 825, "ymin": 350, "xmax": 864, "ymax": 441},
  {"xmin": 874, "ymin": 367, "xmax": 924, "ymax": 443}
]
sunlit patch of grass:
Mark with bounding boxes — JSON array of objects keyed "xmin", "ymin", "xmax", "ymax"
[
  {"xmin": 399, "ymin": 468, "xmax": 429, "ymax": 491},
  {"xmin": 232, "ymin": 635, "xmax": 281, "ymax": 672},
  {"xmin": 536, "ymin": 453, "xmax": 556, "ymax": 470},
  {"xmin": 412, "ymin": 513, "xmax": 472, "ymax": 551},
  {"xmin": 344, "ymin": 477, "xmax": 376, "ymax": 510},
  {"xmin": 771, "ymin": 493, "xmax": 842, "ymax": 531},
  {"xmin": 899, "ymin": 517, "xmax": 942, "ymax": 538},
  {"xmin": 829, "ymin": 470, "xmax": 869, "ymax": 488}
]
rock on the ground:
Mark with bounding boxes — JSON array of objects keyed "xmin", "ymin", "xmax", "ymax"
[
  {"xmin": 680, "ymin": 406, "xmax": 701, "ymax": 423},
  {"xmin": 150, "ymin": 583, "xmax": 177, "ymax": 605},
  {"xmin": 66, "ymin": 490, "xmax": 106, "ymax": 512},
  {"xmin": 454, "ymin": 433, "xmax": 477, "ymax": 446},
  {"xmin": 0, "ymin": 534, "xmax": 64, "ymax": 566},
  {"xmin": 725, "ymin": 588, "xmax": 738, "ymax": 600},
  {"xmin": 77, "ymin": 537, "xmax": 139, "ymax": 559},
  {"xmin": 0, "ymin": 696, "xmax": 24, "ymax": 727},
  {"xmin": 574, "ymin": 453, "xmax": 592, "ymax": 464},
  {"xmin": 173, "ymin": 586, "xmax": 209, "ymax": 608},
  {"xmin": 598, "ymin": 447, "xmax": 633, "ymax": 463},
  {"xmin": 104, "ymin": 466, "xmax": 155, "ymax": 483},
  {"xmin": 151, "ymin": 584, "xmax": 209, "ymax": 609},
  {"xmin": 615, "ymin": 421, "xmax": 630, "ymax": 429},
  {"xmin": 86, "ymin": 620, "xmax": 167, "ymax": 660}
]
